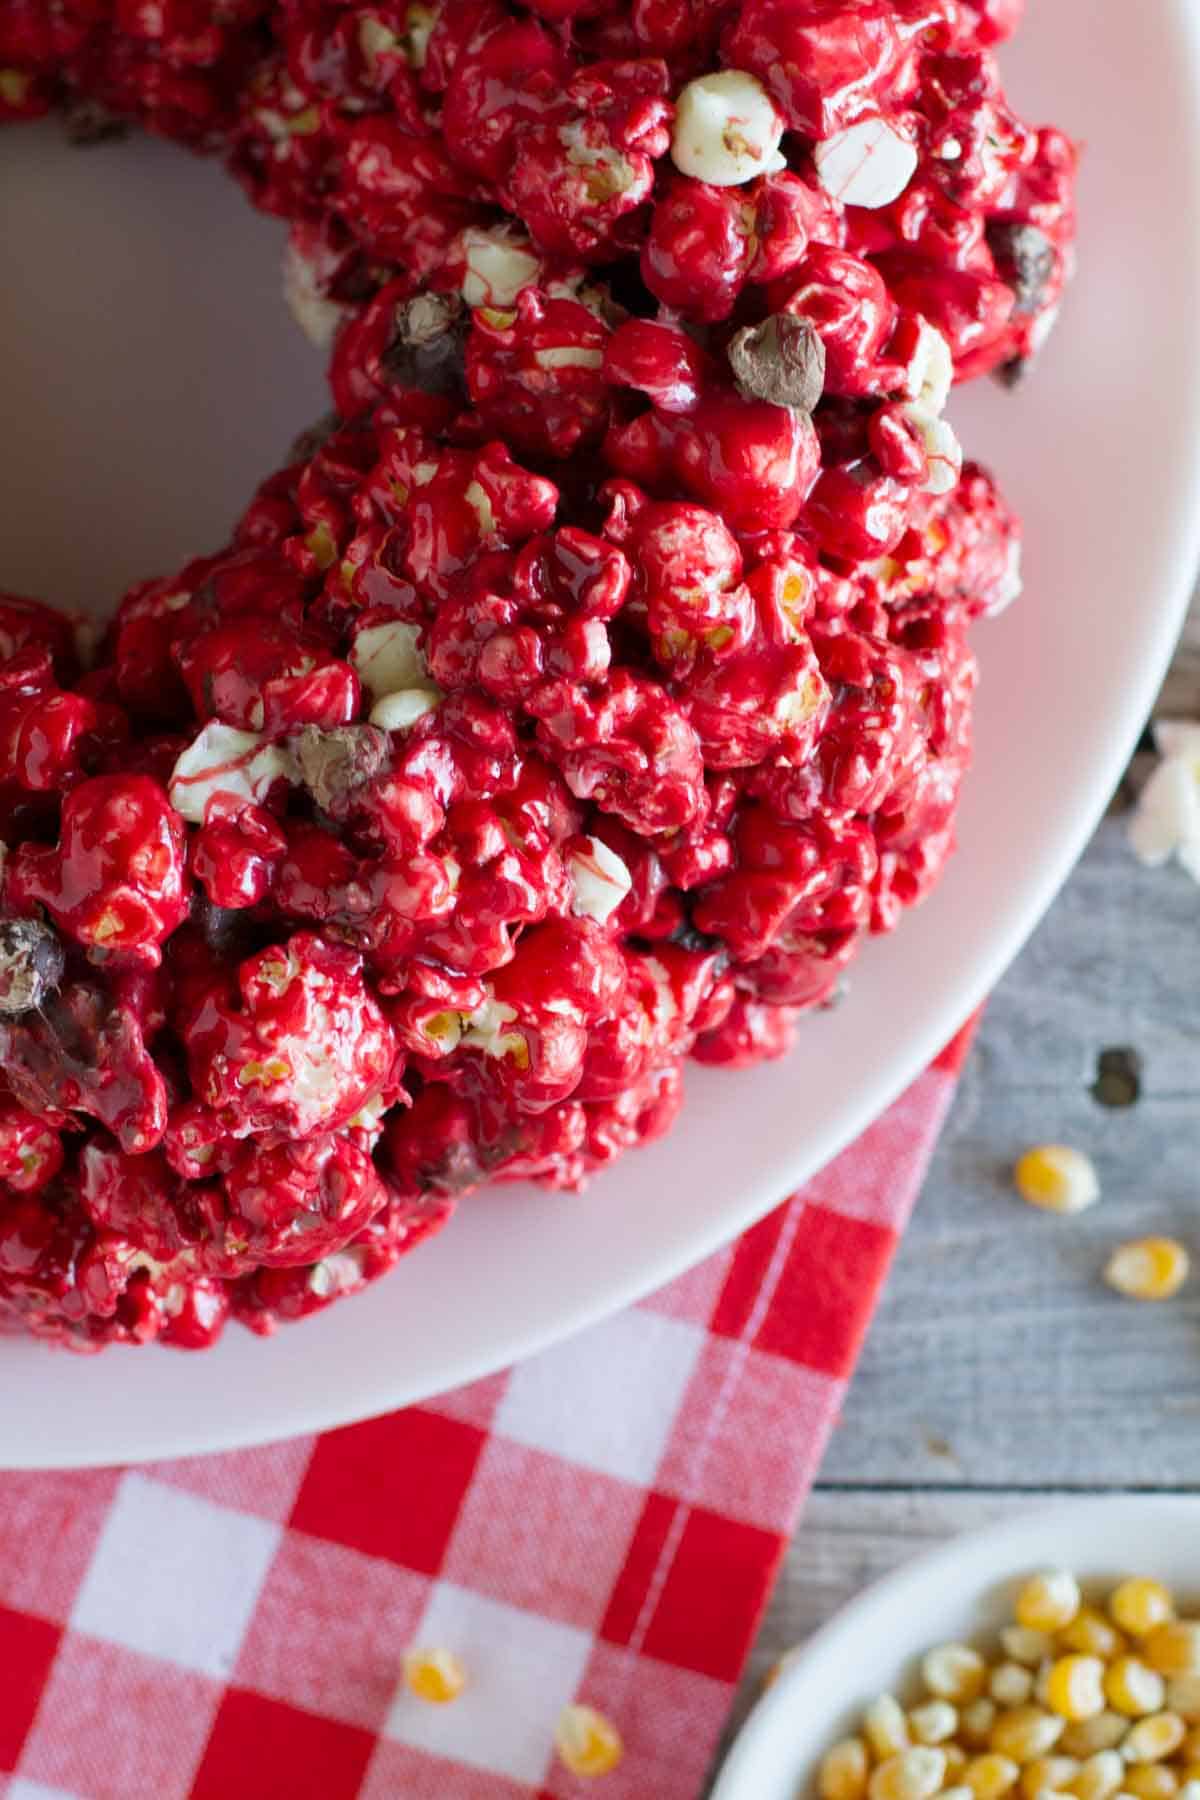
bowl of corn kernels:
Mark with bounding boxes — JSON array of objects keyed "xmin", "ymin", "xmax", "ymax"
[{"xmin": 712, "ymin": 1500, "xmax": 1200, "ymax": 1800}]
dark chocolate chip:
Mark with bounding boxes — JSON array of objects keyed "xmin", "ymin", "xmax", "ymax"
[
  {"xmin": 381, "ymin": 292, "xmax": 468, "ymax": 399},
  {"xmin": 1091, "ymin": 1046, "xmax": 1142, "ymax": 1109},
  {"xmin": 292, "ymin": 724, "xmax": 391, "ymax": 814},
  {"xmin": 986, "ymin": 221, "xmax": 1057, "ymax": 316},
  {"xmin": 0, "ymin": 918, "xmax": 65, "ymax": 1015},
  {"xmin": 727, "ymin": 314, "xmax": 826, "ymax": 413}
]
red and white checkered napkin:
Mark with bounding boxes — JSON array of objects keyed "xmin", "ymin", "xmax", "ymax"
[{"xmin": 0, "ymin": 1028, "xmax": 972, "ymax": 1800}]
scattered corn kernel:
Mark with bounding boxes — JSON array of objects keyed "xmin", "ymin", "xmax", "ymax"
[
  {"xmin": 1105, "ymin": 1660, "xmax": 1166, "ymax": 1718},
  {"xmin": 1007, "ymin": 1629, "xmax": 1060, "ymax": 1667},
  {"xmin": 1167, "ymin": 1681, "xmax": 1200, "ymax": 1723},
  {"xmin": 555, "ymin": 1704, "xmax": 623, "ymax": 1778},
  {"xmin": 1068, "ymin": 1750, "xmax": 1126, "ymax": 1800},
  {"xmin": 965, "ymin": 1704, "xmax": 1003, "ymax": 1747},
  {"xmin": 1023, "ymin": 1756, "xmax": 1082, "ymax": 1798},
  {"xmin": 995, "ymin": 1667, "xmax": 1038, "ymax": 1706},
  {"xmin": 403, "ymin": 1646, "xmax": 467, "ymax": 1704},
  {"xmin": 1061, "ymin": 1714, "xmax": 1129, "ymax": 1758},
  {"xmin": 926, "ymin": 1647, "xmax": 990, "ymax": 1704},
  {"xmin": 1125, "ymin": 1766, "xmax": 1180, "ymax": 1800},
  {"xmin": 911, "ymin": 1702, "xmax": 959, "ymax": 1745},
  {"xmin": 1112, "ymin": 1584, "xmax": 1176, "ymax": 1639},
  {"xmin": 1014, "ymin": 1146, "xmax": 1100, "ymax": 1215},
  {"xmin": 965, "ymin": 1753, "xmax": 1022, "ymax": 1799},
  {"xmin": 869, "ymin": 1747, "xmax": 948, "ymax": 1800},
  {"xmin": 993, "ymin": 1706, "xmax": 1067, "ymax": 1762},
  {"xmin": 1104, "ymin": 1240, "xmax": 1190, "ymax": 1302},
  {"xmin": 865, "ymin": 1696, "xmax": 912, "ymax": 1759},
  {"xmin": 1063, "ymin": 1613, "xmax": 1128, "ymax": 1661},
  {"xmin": 1021, "ymin": 1574, "xmax": 1085, "ymax": 1635},
  {"xmin": 1125, "ymin": 1716, "xmax": 1187, "ymax": 1765},
  {"xmin": 820, "ymin": 1737, "xmax": 871, "ymax": 1800},
  {"xmin": 1147, "ymin": 1628, "xmax": 1200, "ymax": 1680},
  {"xmin": 1047, "ymin": 1657, "xmax": 1108, "ymax": 1723}
]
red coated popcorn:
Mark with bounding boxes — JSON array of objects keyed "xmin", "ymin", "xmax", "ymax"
[{"xmin": 0, "ymin": 0, "xmax": 1067, "ymax": 1349}]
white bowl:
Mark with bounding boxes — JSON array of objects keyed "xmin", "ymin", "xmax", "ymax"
[
  {"xmin": 1, "ymin": 0, "xmax": 1198, "ymax": 1467},
  {"xmin": 713, "ymin": 1497, "xmax": 1200, "ymax": 1800}
]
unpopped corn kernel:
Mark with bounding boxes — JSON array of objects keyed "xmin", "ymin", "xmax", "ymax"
[
  {"xmin": 820, "ymin": 1737, "xmax": 870, "ymax": 1800},
  {"xmin": 1104, "ymin": 1240, "xmax": 1191, "ymax": 1302},
  {"xmin": 1013, "ymin": 1148, "xmax": 1100, "ymax": 1215},
  {"xmin": 1166, "ymin": 1678, "xmax": 1200, "ymax": 1722},
  {"xmin": 1062, "ymin": 1612, "xmax": 1128, "ymax": 1662},
  {"xmin": 1124, "ymin": 1766, "xmax": 1180, "ymax": 1800},
  {"xmin": 865, "ymin": 1696, "xmax": 913, "ymax": 1759},
  {"xmin": 993, "ymin": 1666, "xmax": 1037, "ymax": 1706},
  {"xmin": 925, "ymin": 1647, "xmax": 989, "ymax": 1705},
  {"xmin": 1006, "ymin": 1629, "xmax": 1059, "ymax": 1667},
  {"xmin": 1068, "ymin": 1750, "xmax": 1126, "ymax": 1800},
  {"xmin": 404, "ymin": 1647, "xmax": 466, "ymax": 1704},
  {"xmin": 1060, "ymin": 1714, "xmax": 1129, "ymax": 1758},
  {"xmin": 1112, "ymin": 1584, "xmax": 1176, "ymax": 1639},
  {"xmin": 868, "ymin": 1747, "xmax": 948, "ymax": 1800},
  {"xmin": 1105, "ymin": 1660, "xmax": 1166, "ymax": 1718},
  {"xmin": 1146, "ymin": 1627, "xmax": 1200, "ymax": 1679},
  {"xmin": 1046, "ymin": 1657, "xmax": 1107, "ymax": 1723},
  {"xmin": 1020, "ymin": 1574, "xmax": 1085, "ymax": 1635},
  {"xmin": 964, "ymin": 1702, "xmax": 1002, "ymax": 1747},
  {"xmin": 1022, "ymin": 1756, "xmax": 1081, "ymax": 1798},
  {"xmin": 1123, "ymin": 1714, "xmax": 1187, "ymax": 1764},
  {"xmin": 911, "ymin": 1702, "xmax": 959, "ymax": 1745},
  {"xmin": 964, "ymin": 1753, "xmax": 1022, "ymax": 1800},
  {"xmin": 556, "ymin": 1704, "xmax": 624, "ymax": 1778},
  {"xmin": 991, "ymin": 1705, "xmax": 1066, "ymax": 1762}
]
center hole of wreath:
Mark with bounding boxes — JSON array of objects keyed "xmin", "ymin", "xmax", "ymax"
[{"xmin": 0, "ymin": 120, "xmax": 327, "ymax": 623}]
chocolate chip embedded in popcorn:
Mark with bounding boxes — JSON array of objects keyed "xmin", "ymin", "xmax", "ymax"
[
  {"xmin": 381, "ymin": 291, "xmax": 467, "ymax": 398},
  {"xmin": 0, "ymin": 918, "xmax": 66, "ymax": 1015},
  {"xmin": 727, "ymin": 315, "xmax": 826, "ymax": 413},
  {"xmin": 292, "ymin": 724, "xmax": 391, "ymax": 814}
]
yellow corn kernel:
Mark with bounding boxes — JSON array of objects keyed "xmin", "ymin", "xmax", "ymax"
[
  {"xmin": 992, "ymin": 1706, "xmax": 1067, "ymax": 1763},
  {"xmin": 1068, "ymin": 1751, "xmax": 1126, "ymax": 1800},
  {"xmin": 1014, "ymin": 1146, "xmax": 1100, "ymax": 1215},
  {"xmin": 555, "ymin": 1704, "xmax": 623, "ymax": 1778},
  {"xmin": 944, "ymin": 1789, "xmax": 976, "ymax": 1800},
  {"xmin": 1046, "ymin": 1657, "xmax": 1107, "ymax": 1723},
  {"xmin": 820, "ymin": 1738, "xmax": 870, "ymax": 1800},
  {"xmin": 1006, "ymin": 1629, "xmax": 1059, "ymax": 1667},
  {"xmin": 1104, "ymin": 1240, "xmax": 1190, "ymax": 1301},
  {"xmin": 964, "ymin": 1754, "xmax": 1021, "ymax": 1800},
  {"xmin": 1184, "ymin": 1726, "xmax": 1200, "ymax": 1759},
  {"xmin": 994, "ymin": 1666, "xmax": 1038, "ymax": 1707},
  {"xmin": 1060, "ymin": 1713, "xmax": 1128, "ymax": 1758},
  {"xmin": 1111, "ymin": 1582, "xmax": 1176, "ymax": 1638},
  {"xmin": 924, "ymin": 1645, "xmax": 989, "ymax": 1704},
  {"xmin": 1145, "ymin": 1625, "xmax": 1200, "ymax": 1678},
  {"xmin": 1178, "ymin": 1785, "xmax": 1200, "ymax": 1800},
  {"xmin": 865, "ymin": 1696, "xmax": 912, "ymax": 1760},
  {"xmin": 1167, "ymin": 1679, "xmax": 1200, "ymax": 1723},
  {"xmin": 1123, "ymin": 1766, "xmax": 1179, "ymax": 1800},
  {"xmin": 963, "ymin": 1703, "xmax": 1001, "ymax": 1748},
  {"xmin": 1061, "ymin": 1611, "xmax": 1128, "ymax": 1661},
  {"xmin": 1104, "ymin": 1659, "xmax": 1165, "ymax": 1718},
  {"xmin": 910, "ymin": 1702, "xmax": 958, "ymax": 1746},
  {"xmin": 945, "ymin": 1746, "xmax": 970, "ymax": 1782},
  {"xmin": 403, "ymin": 1646, "xmax": 466, "ymax": 1704},
  {"xmin": 1019, "ymin": 1573, "xmax": 1084, "ymax": 1635},
  {"xmin": 868, "ymin": 1748, "xmax": 947, "ymax": 1800},
  {"xmin": 1180, "ymin": 1775, "xmax": 1200, "ymax": 1792},
  {"xmin": 1022, "ymin": 1756, "xmax": 1081, "ymax": 1799},
  {"xmin": 1123, "ymin": 1714, "xmax": 1186, "ymax": 1764}
]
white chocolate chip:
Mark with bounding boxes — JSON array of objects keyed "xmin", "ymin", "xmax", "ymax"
[
  {"xmin": 168, "ymin": 723, "xmax": 297, "ymax": 823},
  {"xmin": 458, "ymin": 225, "xmax": 543, "ymax": 309},
  {"xmin": 369, "ymin": 687, "xmax": 442, "ymax": 732},
  {"xmin": 569, "ymin": 837, "xmax": 633, "ymax": 923},
  {"xmin": 534, "ymin": 346, "xmax": 606, "ymax": 371},
  {"xmin": 350, "ymin": 620, "xmax": 426, "ymax": 700},
  {"xmin": 670, "ymin": 69, "xmax": 785, "ymax": 187},
  {"xmin": 813, "ymin": 115, "xmax": 918, "ymax": 209}
]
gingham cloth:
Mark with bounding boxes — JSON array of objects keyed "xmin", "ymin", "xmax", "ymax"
[{"xmin": 0, "ymin": 1026, "xmax": 972, "ymax": 1800}]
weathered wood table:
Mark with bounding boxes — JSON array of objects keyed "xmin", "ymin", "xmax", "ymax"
[{"xmin": 715, "ymin": 598, "xmax": 1200, "ymax": 1777}]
